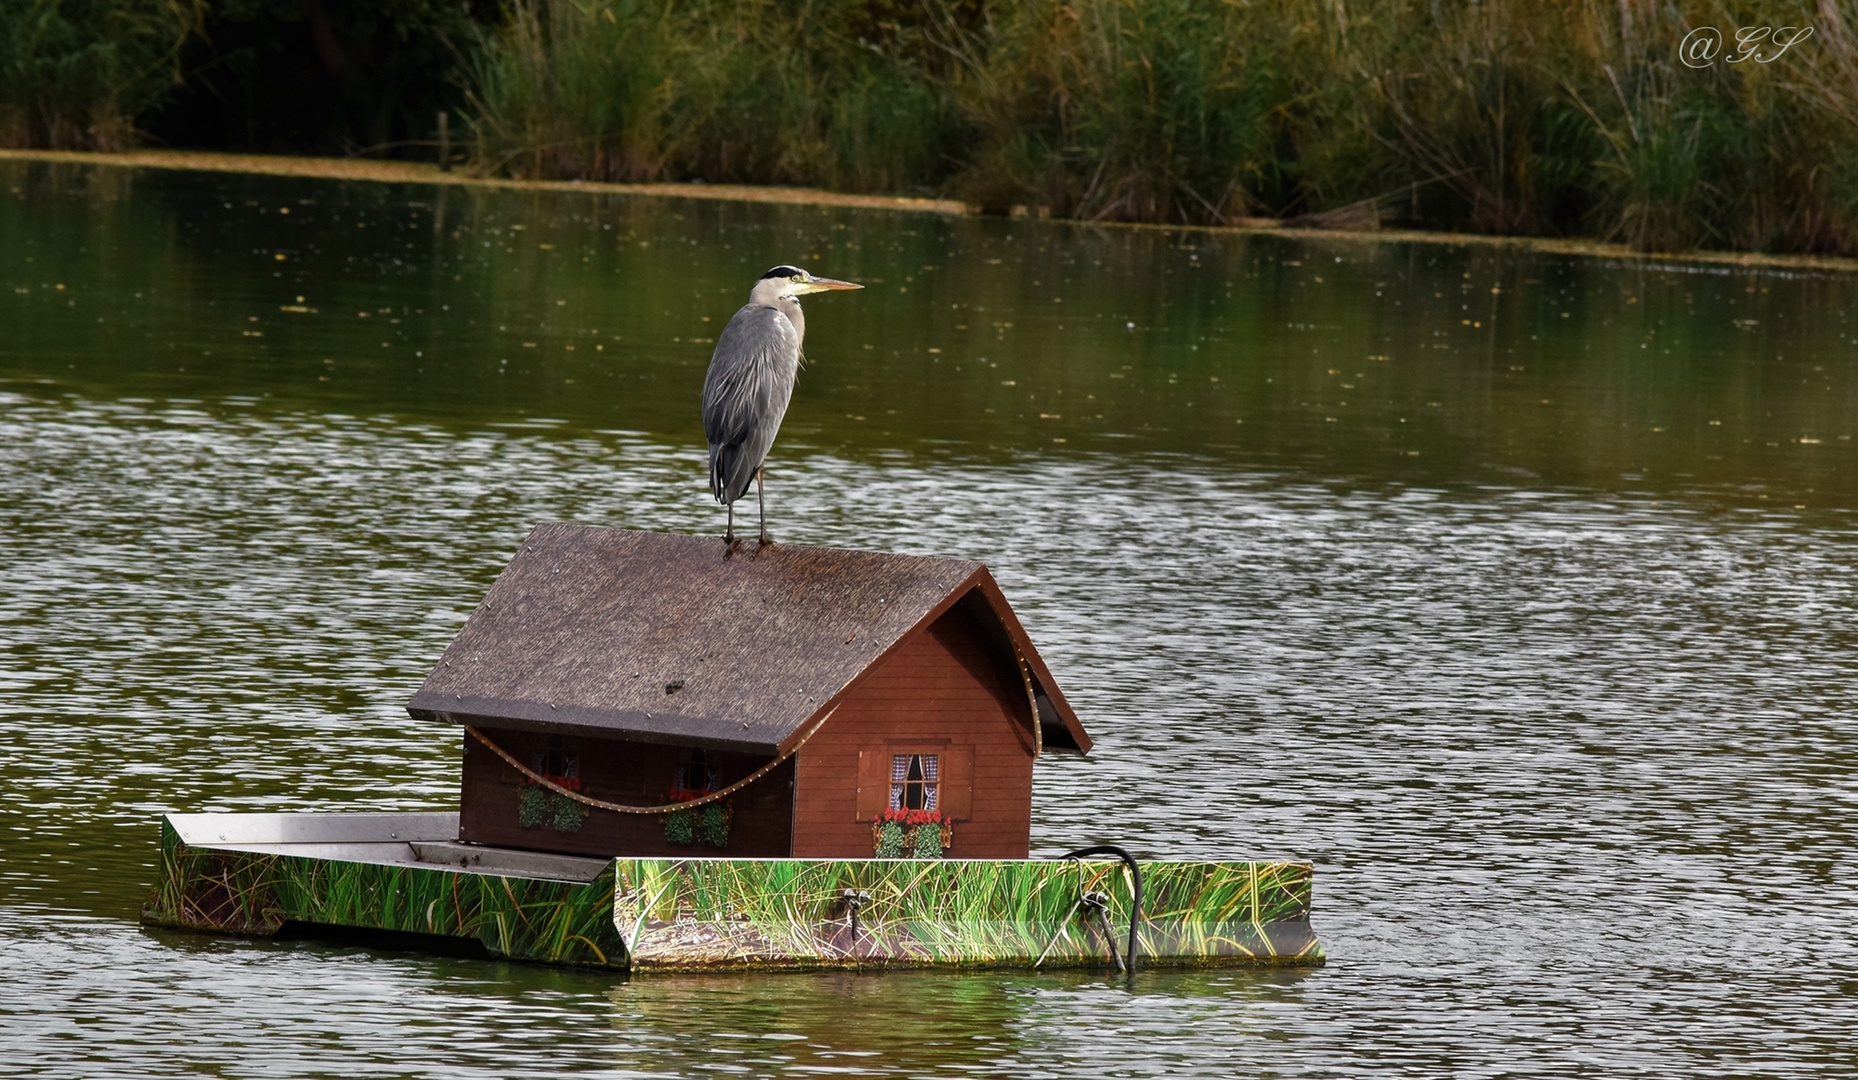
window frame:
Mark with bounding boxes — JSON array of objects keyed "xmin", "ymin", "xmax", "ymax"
[
  {"xmin": 889, "ymin": 752, "xmax": 940, "ymax": 813},
  {"xmin": 857, "ymin": 744, "xmax": 972, "ymax": 822},
  {"xmin": 675, "ymin": 749, "xmax": 717, "ymax": 794}
]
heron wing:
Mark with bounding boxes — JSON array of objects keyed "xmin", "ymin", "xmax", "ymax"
[{"xmin": 702, "ymin": 304, "xmax": 800, "ymax": 504}]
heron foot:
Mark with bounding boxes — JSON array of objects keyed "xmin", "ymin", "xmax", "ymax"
[{"xmin": 758, "ymin": 531, "xmax": 773, "ymax": 548}]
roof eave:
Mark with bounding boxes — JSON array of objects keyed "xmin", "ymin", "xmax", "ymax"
[
  {"xmin": 967, "ymin": 569, "xmax": 1093, "ymax": 755},
  {"xmin": 407, "ymin": 691, "xmax": 784, "ymax": 756}
]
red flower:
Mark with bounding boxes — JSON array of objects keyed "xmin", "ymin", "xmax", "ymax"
[{"xmin": 878, "ymin": 807, "xmax": 949, "ymax": 828}]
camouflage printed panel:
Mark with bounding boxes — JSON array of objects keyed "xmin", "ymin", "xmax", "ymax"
[
  {"xmin": 613, "ymin": 857, "xmax": 1323, "ymax": 971},
  {"xmin": 141, "ymin": 821, "xmax": 627, "ymax": 967}
]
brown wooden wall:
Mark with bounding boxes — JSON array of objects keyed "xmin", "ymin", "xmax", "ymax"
[
  {"xmin": 458, "ymin": 729, "xmax": 795, "ymax": 859},
  {"xmin": 791, "ymin": 599, "xmax": 1039, "ymax": 859}
]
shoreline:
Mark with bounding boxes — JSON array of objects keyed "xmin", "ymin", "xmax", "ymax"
[{"xmin": 6, "ymin": 148, "xmax": 1856, "ymax": 275}]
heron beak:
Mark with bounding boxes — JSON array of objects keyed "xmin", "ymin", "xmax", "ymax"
[{"xmin": 799, "ymin": 276, "xmax": 863, "ymax": 294}]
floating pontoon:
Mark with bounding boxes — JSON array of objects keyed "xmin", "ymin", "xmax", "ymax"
[{"xmin": 143, "ymin": 528, "xmax": 1323, "ymax": 971}]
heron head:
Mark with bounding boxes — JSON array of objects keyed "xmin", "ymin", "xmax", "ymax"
[{"xmin": 754, "ymin": 265, "xmax": 863, "ymax": 301}]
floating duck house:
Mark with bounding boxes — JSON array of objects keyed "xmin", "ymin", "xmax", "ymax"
[
  {"xmin": 142, "ymin": 526, "xmax": 1323, "ymax": 972},
  {"xmin": 412, "ymin": 524, "xmax": 1092, "ymax": 860}
]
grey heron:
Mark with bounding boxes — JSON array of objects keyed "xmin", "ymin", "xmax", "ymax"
[{"xmin": 702, "ymin": 264, "xmax": 862, "ymax": 546}]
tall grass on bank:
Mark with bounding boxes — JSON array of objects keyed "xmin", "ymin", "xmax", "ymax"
[
  {"xmin": 0, "ymin": 0, "xmax": 203, "ymax": 150},
  {"xmin": 5, "ymin": 1, "xmax": 1853, "ymax": 253},
  {"xmin": 468, "ymin": 0, "xmax": 1858, "ymax": 254},
  {"xmin": 466, "ymin": 0, "xmax": 970, "ymax": 191},
  {"xmin": 1361, "ymin": 0, "xmax": 1858, "ymax": 253},
  {"xmin": 942, "ymin": 0, "xmax": 1282, "ymax": 221}
]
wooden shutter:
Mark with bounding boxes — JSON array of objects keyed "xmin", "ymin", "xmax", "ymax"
[
  {"xmin": 855, "ymin": 748, "xmax": 889, "ymax": 821},
  {"xmin": 940, "ymin": 746, "xmax": 973, "ymax": 820}
]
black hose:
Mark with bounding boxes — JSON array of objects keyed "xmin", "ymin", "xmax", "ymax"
[{"xmin": 1060, "ymin": 844, "xmax": 1143, "ymax": 974}]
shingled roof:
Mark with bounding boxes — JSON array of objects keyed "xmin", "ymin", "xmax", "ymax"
[{"xmin": 407, "ymin": 524, "xmax": 1090, "ymax": 757}]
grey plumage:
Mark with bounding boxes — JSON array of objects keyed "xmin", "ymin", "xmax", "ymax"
[
  {"xmin": 704, "ymin": 302, "xmax": 800, "ymax": 505},
  {"xmin": 701, "ymin": 265, "xmax": 862, "ymax": 544}
]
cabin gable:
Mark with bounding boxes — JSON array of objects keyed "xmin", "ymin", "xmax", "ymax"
[{"xmin": 791, "ymin": 595, "xmax": 1037, "ymax": 859}]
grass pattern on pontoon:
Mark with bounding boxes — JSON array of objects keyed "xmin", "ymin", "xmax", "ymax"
[
  {"xmin": 614, "ymin": 857, "xmax": 1323, "ymax": 970},
  {"xmin": 141, "ymin": 821, "xmax": 626, "ymax": 967}
]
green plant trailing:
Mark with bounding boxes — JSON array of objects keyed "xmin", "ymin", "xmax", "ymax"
[
  {"xmin": 872, "ymin": 808, "xmax": 951, "ymax": 858},
  {"xmin": 518, "ymin": 783, "xmax": 548, "ymax": 828},
  {"xmin": 661, "ymin": 791, "xmax": 730, "ymax": 849},
  {"xmin": 551, "ymin": 792, "xmax": 585, "ymax": 833},
  {"xmin": 517, "ymin": 778, "xmax": 585, "ymax": 833},
  {"xmin": 698, "ymin": 804, "xmax": 728, "ymax": 847}
]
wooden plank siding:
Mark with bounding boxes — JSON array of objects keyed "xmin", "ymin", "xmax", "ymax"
[
  {"xmin": 454, "ymin": 592, "xmax": 1040, "ymax": 860},
  {"xmin": 792, "ymin": 600, "xmax": 1038, "ymax": 859},
  {"xmin": 458, "ymin": 729, "xmax": 795, "ymax": 859}
]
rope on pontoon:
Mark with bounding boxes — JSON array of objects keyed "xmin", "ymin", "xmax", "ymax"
[{"xmin": 1059, "ymin": 844, "xmax": 1145, "ymax": 975}]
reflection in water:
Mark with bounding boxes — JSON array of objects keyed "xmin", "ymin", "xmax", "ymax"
[
  {"xmin": 603, "ymin": 968, "xmax": 1316, "ymax": 1075},
  {"xmin": 5, "ymin": 161, "xmax": 1856, "ymax": 500},
  {"xmin": 1, "ymin": 162, "xmax": 1855, "ymax": 1076},
  {"xmin": 3, "ymin": 911, "xmax": 1312, "ymax": 1078}
]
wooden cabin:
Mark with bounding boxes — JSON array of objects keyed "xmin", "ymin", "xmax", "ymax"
[{"xmin": 407, "ymin": 524, "xmax": 1091, "ymax": 860}]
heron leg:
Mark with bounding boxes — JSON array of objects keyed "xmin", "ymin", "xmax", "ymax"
[
  {"xmin": 756, "ymin": 467, "xmax": 770, "ymax": 546},
  {"xmin": 725, "ymin": 498, "xmax": 735, "ymax": 546}
]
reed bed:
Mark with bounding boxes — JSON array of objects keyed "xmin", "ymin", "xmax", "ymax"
[
  {"xmin": 466, "ymin": 0, "xmax": 1858, "ymax": 254},
  {"xmin": 12, "ymin": 1, "xmax": 1854, "ymax": 251},
  {"xmin": 463, "ymin": 0, "xmax": 970, "ymax": 190}
]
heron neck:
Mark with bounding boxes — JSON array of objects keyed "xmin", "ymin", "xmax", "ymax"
[
  {"xmin": 748, "ymin": 279, "xmax": 806, "ymax": 345},
  {"xmin": 771, "ymin": 295, "xmax": 805, "ymax": 345}
]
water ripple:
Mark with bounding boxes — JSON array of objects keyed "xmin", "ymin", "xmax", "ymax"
[{"xmin": 2, "ymin": 393, "xmax": 1854, "ymax": 1076}]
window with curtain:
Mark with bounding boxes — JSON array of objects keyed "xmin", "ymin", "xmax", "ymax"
[{"xmin": 889, "ymin": 753, "xmax": 939, "ymax": 812}]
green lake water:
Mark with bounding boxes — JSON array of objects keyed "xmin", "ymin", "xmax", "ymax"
[{"xmin": 1, "ymin": 160, "xmax": 1855, "ymax": 1076}]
